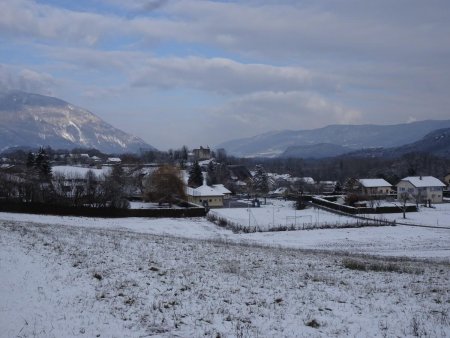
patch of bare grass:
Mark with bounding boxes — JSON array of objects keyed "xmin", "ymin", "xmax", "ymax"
[{"xmin": 342, "ymin": 258, "xmax": 423, "ymax": 274}]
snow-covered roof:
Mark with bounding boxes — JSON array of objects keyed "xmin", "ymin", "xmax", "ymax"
[
  {"xmin": 270, "ymin": 187, "xmax": 288, "ymax": 195},
  {"xmin": 199, "ymin": 159, "xmax": 214, "ymax": 166},
  {"xmin": 358, "ymin": 178, "xmax": 392, "ymax": 188},
  {"xmin": 299, "ymin": 177, "xmax": 315, "ymax": 184},
  {"xmin": 399, "ymin": 176, "xmax": 446, "ymax": 188},
  {"xmin": 319, "ymin": 181, "xmax": 337, "ymax": 185},
  {"xmin": 52, "ymin": 165, "xmax": 110, "ymax": 178},
  {"xmin": 107, "ymin": 157, "xmax": 121, "ymax": 163},
  {"xmin": 186, "ymin": 184, "xmax": 227, "ymax": 197},
  {"xmin": 212, "ymin": 184, "xmax": 232, "ymax": 195}
]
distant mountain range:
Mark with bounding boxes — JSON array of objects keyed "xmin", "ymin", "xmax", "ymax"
[
  {"xmin": 280, "ymin": 143, "xmax": 353, "ymax": 159},
  {"xmin": 0, "ymin": 91, "xmax": 154, "ymax": 154},
  {"xmin": 218, "ymin": 120, "xmax": 450, "ymax": 158},
  {"xmin": 343, "ymin": 128, "xmax": 450, "ymax": 159}
]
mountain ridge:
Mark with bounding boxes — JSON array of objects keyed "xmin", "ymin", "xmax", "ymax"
[
  {"xmin": 217, "ymin": 120, "xmax": 450, "ymax": 158},
  {"xmin": 0, "ymin": 90, "xmax": 155, "ymax": 154},
  {"xmin": 341, "ymin": 128, "xmax": 450, "ymax": 159}
]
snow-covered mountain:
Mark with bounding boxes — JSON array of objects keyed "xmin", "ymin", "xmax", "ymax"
[
  {"xmin": 0, "ymin": 91, "xmax": 154, "ymax": 153},
  {"xmin": 218, "ymin": 120, "xmax": 450, "ymax": 158}
]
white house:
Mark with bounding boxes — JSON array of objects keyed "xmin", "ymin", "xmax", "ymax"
[
  {"xmin": 186, "ymin": 183, "xmax": 231, "ymax": 207},
  {"xmin": 358, "ymin": 178, "xmax": 392, "ymax": 196},
  {"xmin": 396, "ymin": 176, "xmax": 446, "ymax": 204},
  {"xmin": 107, "ymin": 157, "xmax": 122, "ymax": 164}
]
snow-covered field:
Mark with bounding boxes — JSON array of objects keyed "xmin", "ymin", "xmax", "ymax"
[
  {"xmin": 212, "ymin": 199, "xmax": 358, "ymax": 231},
  {"xmin": 1, "ymin": 220, "xmax": 449, "ymax": 337},
  {"xmin": 212, "ymin": 198, "xmax": 450, "ymax": 237}
]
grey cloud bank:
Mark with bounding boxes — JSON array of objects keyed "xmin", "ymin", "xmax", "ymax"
[{"xmin": 0, "ymin": 0, "xmax": 449, "ymax": 149}]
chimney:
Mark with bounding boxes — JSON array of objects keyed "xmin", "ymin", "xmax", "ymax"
[{"xmin": 419, "ymin": 175, "xmax": 422, "ymax": 180}]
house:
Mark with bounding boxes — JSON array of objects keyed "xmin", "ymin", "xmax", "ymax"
[
  {"xmin": 444, "ymin": 173, "xmax": 450, "ymax": 187},
  {"xmin": 396, "ymin": 176, "xmax": 446, "ymax": 204},
  {"xmin": 107, "ymin": 157, "xmax": 122, "ymax": 164},
  {"xmin": 227, "ymin": 165, "xmax": 252, "ymax": 182},
  {"xmin": 186, "ymin": 183, "xmax": 231, "ymax": 207},
  {"xmin": 268, "ymin": 187, "xmax": 288, "ymax": 198},
  {"xmin": 211, "ymin": 184, "xmax": 232, "ymax": 199},
  {"xmin": 357, "ymin": 179, "xmax": 392, "ymax": 196},
  {"xmin": 227, "ymin": 165, "xmax": 252, "ymax": 193},
  {"xmin": 318, "ymin": 181, "xmax": 338, "ymax": 194},
  {"xmin": 191, "ymin": 146, "xmax": 211, "ymax": 161}
]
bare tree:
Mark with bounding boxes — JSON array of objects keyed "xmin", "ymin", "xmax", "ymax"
[
  {"xmin": 397, "ymin": 192, "xmax": 410, "ymax": 219},
  {"xmin": 144, "ymin": 165, "xmax": 186, "ymax": 206}
]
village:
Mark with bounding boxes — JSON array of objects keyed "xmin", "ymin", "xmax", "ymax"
[{"xmin": 1, "ymin": 145, "xmax": 449, "ymax": 231}]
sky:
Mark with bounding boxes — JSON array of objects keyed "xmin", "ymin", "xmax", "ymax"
[{"xmin": 1, "ymin": 0, "xmax": 450, "ymax": 150}]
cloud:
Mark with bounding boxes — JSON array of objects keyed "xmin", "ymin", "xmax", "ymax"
[
  {"xmin": 0, "ymin": 64, "xmax": 56, "ymax": 95},
  {"xmin": 41, "ymin": 47, "xmax": 338, "ymax": 95},
  {"xmin": 130, "ymin": 56, "xmax": 337, "ymax": 94},
  {"xmin": 182, "ymin": 90, "xmax": 364, "ymax": 145},
  {"xmin": 102, "ymin": 0, "xmax": 170, "ymax": 13},
  {"xmin": 214, "ymin": 91, "xmax": 362, "ymax": 130},
  {"xmin": 0, "ymin": 0, "xmax": 122, "ymax": 46},
  {"xmin": 2, "ymin": 0, "xmax": 449, "ymax": 63}
]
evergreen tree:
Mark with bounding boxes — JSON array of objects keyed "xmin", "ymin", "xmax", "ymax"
[
  {"xmin": 188, "ymin": 161, "xmax": 203, "ymax": 187},
  {"xmin": 252, "ymin": 164, "xmax": 269, "ymax": 197},
  {"xmin": 206, "ymin": 161, "xmax": 217, "ymax": 186},
  {"xmin": 26, "ymin": 152, "xmax": 35, "ymax": 169},
  {"xmin": 102, "ymin": 165, "xmax": 129, "ymax": 209},
  {"xmin": 34, "ymin": 147, "xmax": 52, "ymax": 179}
]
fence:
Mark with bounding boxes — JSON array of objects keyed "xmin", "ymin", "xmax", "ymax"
[{"xmin": 207, "ymin": 210, "xmax": 393, "ymax": 234}]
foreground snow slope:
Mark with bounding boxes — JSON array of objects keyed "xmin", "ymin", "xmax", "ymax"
[
  {"xmin": 0, "ymin": 212, "xmax": 448, "ymax": 259},
  {"xmin": 1, "ymin": 221, "xmax": 449, "ymax": 337}
]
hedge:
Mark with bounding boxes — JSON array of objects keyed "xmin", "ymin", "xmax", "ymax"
[{"xmin": 0, "ymin": 201, "xmax": 206, "ymax": 218}]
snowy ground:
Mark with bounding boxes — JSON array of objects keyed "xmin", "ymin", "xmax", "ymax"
[
  {"xmin": 1, "ymin": 220, "xmax": 449, "ymax": 337},
  {"xmin": 379, "ymin": 202, "xmax": 450, "ymax": 228}
]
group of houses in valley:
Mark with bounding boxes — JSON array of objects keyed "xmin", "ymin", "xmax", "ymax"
[
  {"xmin": 345, "ymin": 176, "xmax": 447, "ymax": 204},
  {"xmin": 0, "ymin": 146, "xmax": 449, "ymax": 209}
]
